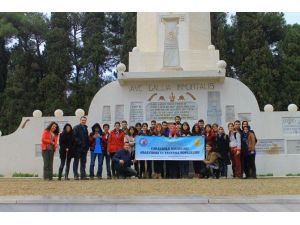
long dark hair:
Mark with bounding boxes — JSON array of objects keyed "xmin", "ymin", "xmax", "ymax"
[
  {"xmin": 45, "ymin": 122, "xmax": 60, "ymax": 135},
  {"xmin": 204, "ymin": 124, "xmax": 212, "ymax": 135},
  {"xmin": 192, "ymin": 123, "xmax": 201, "ymax": 135},
  {"xmin": 182, "ymin": 122, "xmax": 190, "ymax": 134},
  {"xmin": 128, "ymin": 126, "xmax": 137, "ymax": 137},
  {"xmin": 155, "ymin": 123, "xmax": 164, "ymax": 136},
  {"xmin": 92, "ymin": 123, "xmax": 103, "ymax": 135},
  {"xmin": 62, "ymin": 123, "xmax": 73, "ymax": 134}
]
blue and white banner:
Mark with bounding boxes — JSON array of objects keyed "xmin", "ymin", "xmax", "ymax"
[{"xmin": 135, "ymin": 136, "xmax": 205, "ymax": 160}]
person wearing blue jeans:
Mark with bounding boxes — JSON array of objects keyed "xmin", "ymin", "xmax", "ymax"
[
  {"xmin": 100, "ymin": 124, "xmax": 112, "ymax": 179},
  {"xmin": 89, "ymin": 123, "xmax": 103, "ymax": 179}
]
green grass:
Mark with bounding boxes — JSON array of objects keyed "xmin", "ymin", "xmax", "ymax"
[
  {"xmin": 286, "ymin": 173, "xmax": 300, "ymax": 176},
  {"xmin": 258, "ymin": 173, "xmax": 273, "ymax": 177},
  {"xmin": 12, "ymin": 172, "xmax": 38, "ymax": 177}
]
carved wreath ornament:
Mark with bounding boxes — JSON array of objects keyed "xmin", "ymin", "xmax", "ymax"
[{"xmin": 147, "ymin": 92, "xmax": 196, "ymax": 102}]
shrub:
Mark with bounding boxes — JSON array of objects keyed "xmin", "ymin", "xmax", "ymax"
[
  {"xmin": 258, "ymin": 173, "xmax": 273, "ymax": 177},
  {"xmin": 12, "ymin": 172, "xmax": 38, "ymax": 177},
  {"xmin": 286, "ymin": 173, "xmax": 300, "ymax": 176}
]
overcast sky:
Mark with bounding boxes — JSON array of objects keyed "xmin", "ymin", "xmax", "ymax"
[{"xmin": 227, "ymin": 12, "xmax": 299, "ymax": 24}]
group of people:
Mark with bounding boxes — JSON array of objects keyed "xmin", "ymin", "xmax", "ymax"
[{"xmin": 41, "ymin": 115, "xmax": 257, "ymax": 181}]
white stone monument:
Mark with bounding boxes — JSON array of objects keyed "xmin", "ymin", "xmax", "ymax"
[
  {"xmin": 0, "ymin": 12, "xmax": 300, "ymax": 177},
  {"xmin": 161, "ymin": 15, "xmax": 182, "ymax": 70}
]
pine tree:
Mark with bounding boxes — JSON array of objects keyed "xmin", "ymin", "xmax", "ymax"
[
  {"xmin": 229, "ymin": 13, "xmax": 285, "ymax": 109},
  {"xmin": 0, "ymin": 13, "xmax": 48, "ymax": 134},
  {"xmin": 39, "ymin": 12, "xmax": 72, "ymax": 115},
  {"xmin": 0, "ymin": 37, "xmax": 9, "ymax": 93},
  {"xmin": 120, "ymin": 12, "xmax": 137, "ymax": 69},
  {"xmin": 68, "ymin": 12, "xmax": 84, "ymax": 110},
  {"xmin": 277, "ymin": 24, "xmax": 300, "ymax": 109}
]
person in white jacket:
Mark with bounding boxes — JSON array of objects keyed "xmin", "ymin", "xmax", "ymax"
[{"xmin": 228, "ymin": 122, "xmax": 242, "ymax": 178}]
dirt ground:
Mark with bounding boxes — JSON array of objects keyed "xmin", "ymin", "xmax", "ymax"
[{"xmin": 0, "ymin": 177, "xmax": 300, "ymax": 196}]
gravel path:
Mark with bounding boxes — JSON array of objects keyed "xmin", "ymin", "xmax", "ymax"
[{"xmin": 0, "ymin": 178, "xmax": 300, "ymax": 196}]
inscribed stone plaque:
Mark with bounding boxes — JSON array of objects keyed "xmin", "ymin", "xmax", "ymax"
[
  {"xmin": 102, "ymin": 105, "xmax": 111, "ymax": 123},
  {"xmin": 282, "ymin": 117, "xmax": 300, "ymax": 135},
  {"xmin": 207, "ymin": 91, "xmax": 222, "ymax": 125},
  {"xmin": 35, "ymin": 144, "xmax": 58, "ymax": 157},
  {"xmin": 146, "ymin": 101, "xmax": 198, "ymax": 121},
  {"xmin": 255, "ymin": 139, "xmax": 285, "ymax": 154},
  {"xmin": 286, "ymin": 140, "xmax": 300, "ymax": 154},
  {"xmin": 238, "ymin": 113, "xmax": 252, "ymax": 122},
  {"xmin": 225, "ymin": 105, "xmax": 235, "ymax": 122},
  {"xmin": 115, "ymin": 104, "xmax": 125, "ymax": 122},
  {"xmin": 162, "ymin": 17, "xmax": 180, "ymax": 68},
  {"xmin": 129, "ymin": 102, "xmax": 144, "ymax": 125}
]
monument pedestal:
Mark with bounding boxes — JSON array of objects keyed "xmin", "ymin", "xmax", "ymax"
[{"xmin": 118, "ymin": 70, "xmax": 226, "ymax": 85}]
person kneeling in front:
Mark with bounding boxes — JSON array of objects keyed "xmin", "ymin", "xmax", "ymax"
[
  {"xmin": 112, "ymin": 142, "xmax": 137, "ymax": 179},
  {"xmin": 200, "ymin": 143, "xmax": 220, "ymax": 179}
]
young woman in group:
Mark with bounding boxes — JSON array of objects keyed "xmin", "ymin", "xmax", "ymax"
[
  {"xmin": 41, "ymin": 122, "xmax": 59, "ymax": 181},
  {"xmin": 125, "ymin": 126, "xmax": 138, "ymax": 177},
  {"xmin": 179, "ymin": 122, "xmax": 191, "ymax": 178},
  {"xmin": 101, "ymin": 124, "xmax": 112, "ymax": 179},
  {"xmin": 200, "ymin": 143, "xmax": 220, "ymax": 179},
  {"xmin": 89, "ymin": 123, "xmax": 103, "ymax": 179},
  {"xmin": 58, "ymin": 123, "xmax": 76, "ymax": 180},
  {"xmin": 153, "ymin": 123, "xmax": 165, "ymax": 179},
  {"xmin": 166, "ymin": 123, "xmax": 180, "ymax": 179},
  {"xmin": 191, "ymin": 123, "xmax": 204, "ymax": 178},
  {"xmin": 242, "ymin": 125, "xmax": 257, "ymax": 179},
  {"xmin": 228, "ymin": 122, "xmax": 242, "ymax": 178},
  {"xmin": 138, "ymin": 123, "xmax": 152, "ymax": 178},
  {"xmin": 203, "ymin": 124, "xmax": 215, "ymax": 146},
  {"xmin": 107, "ymin": 122, "xmax": 125, "ymax": 178}
]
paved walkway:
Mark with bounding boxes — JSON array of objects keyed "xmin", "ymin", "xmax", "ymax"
[{"xmin": 1, "ymin": 195, "xmax": 300, "ymax": 211}]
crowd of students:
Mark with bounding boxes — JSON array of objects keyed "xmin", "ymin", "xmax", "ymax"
[{"xmin": 41, "ymin": 115, "xmax": 257, "ymax": 181}]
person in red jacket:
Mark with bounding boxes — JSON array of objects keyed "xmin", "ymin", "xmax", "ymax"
[
  {"xmin": 203, "ymin": 124, "xmax": 215, "ymax": 146},
  {"xmin": 108, "ymin": 121, "xmax": 125, "ymax": 178},
  {"xmin": 41, "ymin": 122, "xmax": 59, "ymax": 181}
]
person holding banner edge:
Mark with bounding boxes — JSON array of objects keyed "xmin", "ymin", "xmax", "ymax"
[
  {"xmin": 112, "ymin": 142, "xmax": 137, "ymax": 179},
  {"xmin": 179, "ymin": 122, "xmax": 191, "ymax": 178},
  {"xmin": 138, "ymin": 123, "xmax": 152, "ymax": 179},
  {"xmin": 153, "ymin": 123, "xmax": 165, "ymax": 179},
  {"xmin": 124, "ymin": 126, "xmax": 139, "ymax": 178}
]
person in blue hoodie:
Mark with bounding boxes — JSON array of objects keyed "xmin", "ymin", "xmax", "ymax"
[
  {"xmin": 112, "ymin": 142, "xmax": 137, "ymax": 178},
  {"xmin": 89, "ymin": 123, "xmax": 103, "ymax": 179}
]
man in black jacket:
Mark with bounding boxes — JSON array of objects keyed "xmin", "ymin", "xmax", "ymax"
[
  {"xmin": 112, "ymin": 142, "xmax": 137, "ymax": 179},
  {"xmin": 73, "ymin": 116, "xmax": 89, "ymax": 180}
]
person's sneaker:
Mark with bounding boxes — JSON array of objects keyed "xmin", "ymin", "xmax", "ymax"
[
  {"xmin": 74, "ymin": 176, "xmax": 79, "ymax": 180},
  {"xmin": 58, "ymin": 177, "xmax": 62, "ymax": 181},
  {"xmin": 107, "ymin": 176, "xmax": 112, "ymax": 180},
  {"xmin": 97, "ymin": 176, "xmax": 102, "ymax": 180},
  {"xmin": 81, "ymin": 177, "xmax": 89, "ymax": 180},
  {"xmin": 90, "ymin": 176, "xmax": 94, "ymax": 180}
]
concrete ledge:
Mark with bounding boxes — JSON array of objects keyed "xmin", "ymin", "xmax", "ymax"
[
  {"xmin": 1, "ymin": 195, "xmax": 300, "ymax": 212},
  {"xmin": 0, "ymin": 195, "xmax": 209, "ymax": 204},
  {"xmin": 209, "ymin": 195, "xmax": 300, "ymax": 204},
  {"xmin": 1, "ymin": 195, "xmax": 300, "ymax": 204}
]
